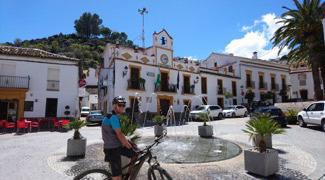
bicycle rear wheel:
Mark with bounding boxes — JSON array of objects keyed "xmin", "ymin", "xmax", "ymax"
[
  {"xmin": 73, "ymin": 169, "xmax": 112, "ymax": 180},
  {"xmin": 147, "ymin": 165, "xmax": 172, "ymax": 180}
]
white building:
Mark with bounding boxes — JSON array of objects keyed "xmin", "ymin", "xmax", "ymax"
[
  {"xmin": 98, "ymin": 29, "xmax": 295, "ymax": 115},
  {"xmin": 203, "ymin": 52, "xmax": 290, "ymax": 104},
  {"xmin": 80, "ymin": 68, "xmax": 99, "ymax": 110},
  {"xmin": 0, "ymin": 46, "xmax": 79, "ymax": 120},
  {"xmin": 289, "ymin": 64, "xmax": 324, "ymax": 100}
]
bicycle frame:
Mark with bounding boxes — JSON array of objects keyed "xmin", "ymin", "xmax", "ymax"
[{"xmin": 121, "ymin": 134, "xmax": 164, "ymax": 180}]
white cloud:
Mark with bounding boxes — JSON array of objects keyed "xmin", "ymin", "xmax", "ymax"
[
  {"xmin": 184, "ymin": 56, "xmax": 199, "ymax": 61},
  {"xmin": 224, "ymin": 13, "xmax": 288, "ymax": 60}
]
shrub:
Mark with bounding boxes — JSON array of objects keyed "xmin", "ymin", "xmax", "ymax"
[
  {"xmin": 285, "ymin": 109, "xmax": 298, "ymax": 125},
  {"xmin": 64, "ymin": 120, "xmax": 87, "ymax": 139},
  {"xmin": 198, "ymin": 112, "xmax": 209, "ymax": 126}
]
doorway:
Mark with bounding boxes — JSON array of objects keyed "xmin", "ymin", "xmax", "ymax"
[
  {"xmin": 158, "ymin": 96, "xmax": 173, "ymax": 116},
  {"xmin": 0, "ymin": 101, "xmax": 8, "ymax": 119},
  {"xmin": 45, "ymin": 98, "xmax": 58, "ymax": 117},
  {"xmin": 217, "ymin": 97, "xmax": 224, "ymax": 108},
  {"xmin": 300, "ymin": 90, "xmax": 308, "ymax": 100}
]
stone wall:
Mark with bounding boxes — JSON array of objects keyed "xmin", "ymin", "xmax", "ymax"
[{"xmin": 274, "ymin": 101, "xmax": 314, "ymax": 112}]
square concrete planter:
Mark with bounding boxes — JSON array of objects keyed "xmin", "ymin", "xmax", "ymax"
[
  {"xmin": 67, "ymin": 138, "xmax": 87, "ymax": 157},
  {"xmin": 198, "ymin": 125, "xmax": 213, "ymax": 137},
  {"xmin": 154, "ymin": 125, "xmax": 166, "ymax": 137},
  {"xmin": 244, "ymin": 149, "xmax": 279, "ymax": 177},
  {"xmin": 253, "ymin": 134, "xmax": 272, "ymax": 149}
]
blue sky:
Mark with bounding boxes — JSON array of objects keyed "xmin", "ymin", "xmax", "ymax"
[{"xmin": 0, "ymin": 0, "xmax": 299, "ymax": 60}]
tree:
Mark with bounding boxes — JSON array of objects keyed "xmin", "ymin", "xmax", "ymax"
[
  {"xmin": 272, "ymin": 0, "xmax": 325, "ymax": 100},
  {"xmin": 100, "ymin": 26, "xmax": 111, "ymax": 39},
  {"xmin": 74, "ymin": 12, "xmax": 103, "ymax": 38}
]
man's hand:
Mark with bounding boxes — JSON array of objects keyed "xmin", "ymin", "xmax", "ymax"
[{"xmin": 123, "ymin": 141, "xmax": 133, "ymax": 149}]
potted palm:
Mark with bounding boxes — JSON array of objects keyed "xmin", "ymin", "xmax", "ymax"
[
  {"xmin": 119, "ymin": 115, "xmax": 141, "ymax": 143},
  {"xmin": 198, "ymin": 112, "xmax": 213, "ymax": 137},
  {"xmin": 64, "ymin": 120, "xmax": 87, "ymax": 157},
  {"xmin": 153, "ymin": 115, "xmax": 166, "ymax": 137},
  {"xmin": 243, "ymin": 114, "xmax": 285, "ymax": 176}
]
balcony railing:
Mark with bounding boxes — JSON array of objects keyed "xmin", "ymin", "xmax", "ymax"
[
  {"xmin": 246, "ymin": 81, "xmax": 255, "ymax": 89},
  {"xmin": 47, "ymin": 80, "xmax": 59, "ymax": 91},
  {"xmin": 0, "ymin": 75, "xmax": 29, "ymax": 89},
  {"xmin": 127, "ymin": 79, "xmax": 145, "ymax": 90},
  {"xmin": 155, "ymin": 83, "xmax": 177, "ymax": 93},
  {"xmin": 259, "ymin": 82, "xmax": 268, "ymax": 89},
  {"xmin": 182, "ymin": 85, "xmax": 195, "ymax": 94}
]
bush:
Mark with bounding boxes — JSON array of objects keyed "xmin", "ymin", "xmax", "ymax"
[
  {"xmin": 119, "ymin": 115, "xmax": 140, "ymax": 143},
  {"xmin": 285, "ymin": 109, "xmax": 298, "ymax": 125},
  {"xmin": 153, "ymin": 115, "xmax": 166, "ymax": 126}
]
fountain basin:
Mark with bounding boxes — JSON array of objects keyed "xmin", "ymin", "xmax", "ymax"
[{"xmin": 137, "ymin": 136, "xmax": 242, "ymax": 164}]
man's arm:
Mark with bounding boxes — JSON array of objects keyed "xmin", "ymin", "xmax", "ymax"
[{"xmin": 114, "ymin": 129, "xmax": 132, "ymax": 149}]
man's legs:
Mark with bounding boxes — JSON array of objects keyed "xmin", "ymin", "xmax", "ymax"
[{"xmin": 104, "ymin": 148, "xmax": 123, "ymax": 180}]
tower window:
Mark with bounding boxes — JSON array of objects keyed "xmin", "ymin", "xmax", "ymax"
[{"xmin": 161, "ymin": 37, "xmax": 166, "ymax": 45}]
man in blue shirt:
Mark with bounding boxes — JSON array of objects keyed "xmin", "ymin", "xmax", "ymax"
[{"xmin": 102, "ymin": 96, "xmax": 137, "ymax": 180}]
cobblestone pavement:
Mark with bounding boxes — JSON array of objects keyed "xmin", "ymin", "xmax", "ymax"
[{"xmin": 1, "ymin": 117, "xmax": 324, "ymax": 180}]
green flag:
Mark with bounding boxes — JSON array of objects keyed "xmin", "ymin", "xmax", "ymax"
[{"xmin": 155, "ymin": 73, "xmax": 161, "ymax": 86}]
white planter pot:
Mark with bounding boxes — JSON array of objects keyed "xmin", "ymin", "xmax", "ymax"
[
  {"xmin": 198, "ymin": 125, "xmax": 213, "ymax": 137},
  {"xmin": 253, "ymin": 134, "xmax": 272, "ymax": 149},
  {"xmin": 244, "ymin": 149, "xmax": 279, "ymax": 177},
  {"xmin": 154, "ymin": 125, "xmax": 166, "ymax": 137},
  {"xmin": 67, "ymin": 138, "xmax": 87, "ymax": 157}
]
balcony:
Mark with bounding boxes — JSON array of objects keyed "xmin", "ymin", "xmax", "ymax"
[
  {"xmin": 47, "ymin": 80, "xmax": 59, "ymax": 91},
  {"xmin": 246, "ymin": 81, "xmax": 255, "ymax": 89},
  {"xmin": 127, "ymin": 79, "xmax": 145, "ymax": 91},
  {"xmin": 155, "ymin": 83, "xmax": 177, "ymax": 93},
  {"xmin": 182, "ymin": 85, "xmax": 195, "ymax": 95},
  {"xmin": 0, "ymin": 75, "xmax": 29, "ymax": 89}
]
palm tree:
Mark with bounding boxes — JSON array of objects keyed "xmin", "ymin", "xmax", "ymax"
[
  {"xmin": 272, "ymin": 0, "xmax": 325, "ymax": 100},
  {"xmin": 243, "ymin": 114, "xmax": 285, "ymax": 153}
]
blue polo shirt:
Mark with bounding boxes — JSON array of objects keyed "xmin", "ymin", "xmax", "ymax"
[{"xmin": 101, "ymin": 113, "xmax": 122, "ymax": 149}]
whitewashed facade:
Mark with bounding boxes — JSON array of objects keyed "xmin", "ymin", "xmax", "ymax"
[
  {"xmin": 0, "ymin": 46, "xmax": 79, "ymax": 120},
  {"xmin": 98, "ymin": 29, "xmax": 297, "ymax": 114},
  {"xmin": 80, "ymin": 68, "xmax": 99, "ymax": 110}
]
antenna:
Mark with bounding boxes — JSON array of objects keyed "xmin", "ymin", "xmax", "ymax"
[{"xmin": 138, "ymin": 7, "xmax": 148, "ymax": 48}]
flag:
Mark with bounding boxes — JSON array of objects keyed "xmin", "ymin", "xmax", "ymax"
[
  {"xmin": 155, "ymin": 73, "xmax": 161, "ymax": 87},
  {"xmin": 176, "ymin": 71, "xmax": 180, "ymax": 89}
]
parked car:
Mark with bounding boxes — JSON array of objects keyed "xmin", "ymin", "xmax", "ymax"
[
  {"xmin": 86, "ymin": 110, "xmax": 105, "ymax": 124},
  {"xmin": 190, "ymin": 105, "xmax": 223, "ymax": 121},
  {"xmin": 80, "ymin": 107, "xmax": 90, "ymax": 117},
  {"xmin": 223, "ymin": 105, "xmax": 248, "ymax": 118},
  {"xmin": 297, "ymin": 101, "xmax": 325, "ymax": 131},
  {"xmin": 252, "ymin": 106, "xmax": 287, "ymax": 127}
]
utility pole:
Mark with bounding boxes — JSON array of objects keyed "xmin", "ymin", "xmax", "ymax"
[{"xmin": 138, "ymin": 8, "xmax": 148, "ymax": 48}]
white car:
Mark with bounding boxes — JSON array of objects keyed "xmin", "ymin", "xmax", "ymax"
[
  {"xmin": 80, "ymin": 106, "xmax": 90, "ymax": 117},
  {"xmin": 223, "ymin": 105, "xmax": 248, "ymax": 118},
  {"xmin": 297, "ymin": 101, "xmax": 325, "ymax": 131},
  {"xmin": 190, "ymin": 105, "xmax": 223, "ymax": 120}
]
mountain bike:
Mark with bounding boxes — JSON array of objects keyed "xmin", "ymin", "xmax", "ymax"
[{"xmin": 74, "ymin": 133, "xmax": 172, "ymax": 180}]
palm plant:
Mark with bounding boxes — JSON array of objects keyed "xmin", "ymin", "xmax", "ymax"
[
  {"xmin": 64, "ymin": 120, "xmax": 87, "ymax": 139},
  {"xmin": 243, "ymin": 114, "xmax": 285, "ymax": 153},
  {"xmin": 272, "ymin": 0, "xmax": 325, "ymax": 100},
  {"xmin": 198, "ymin": 112, "xmax": 209, "ymax": 126},
  {"xmin": 119, "ymin": 115, "xmax": 140, "ymax": 143},
  {"xmin": 285, "ymin": 109, "xmax": 299, "ymax": 124},
  {"xmin": 153, "ymin": 115, "xmax": 165, "ymax": 126}
]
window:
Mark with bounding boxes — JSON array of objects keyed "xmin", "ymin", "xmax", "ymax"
[
  {"xmin": 228, "ymin": 66, "xmax": 233, "ymax": 73},
  {"xmin": 232, "ymin": 81, "xmax": 237, "ymax": 96},
  {"xmin": 24, "ymin": 101, "xmax": 34, "ymax": 111},
  {"xmin": 259, "ymin": 75, "xmax": 264, "ymax": 89},
  {"xmin": 210, "ymin": 106, "xmax": 220, "ymax": 110},
  {"xmin": 246, "ymin": 74, "xmax": 252, "ymax": 87},
  {"xmin": 307, "ymin": 104, "xmax": 316, "ymax": 111},
  {"xmin": 315, "ymin": 103, "xmax": 324, "ymax": 111},
  {"xmin": 202, "ymin": 97, "xmax": 208, "ymax": 105},
  {"xmin": 217, "ymin": 79, "xmax": 223, "ymax": 94},
  {"xmin": 271, "ymin": 76, "xmax": 276, "ymax": 90},
  {"xmin": 214, "ymin": 62, "xmax": 218, "ymax": 67},
  {"xmin": 201, "ymin": 77, "xmax": 207, "ymax": 94},
  {"xmin": 47, "ymin": 68, "xmax": 60, "ymax": 91},
  {"xmin": 161, "ymin": 36, "xmax": 166, "ymax": 45}
]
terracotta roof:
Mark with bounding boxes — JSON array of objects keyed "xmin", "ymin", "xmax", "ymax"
[{"xmin": 0, "ymin": 46, "xmax": 79, "ymax": 61}]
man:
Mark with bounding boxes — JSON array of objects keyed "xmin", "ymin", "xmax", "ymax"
[{"xmin": 102, "ymin": 96, "xmax": 138, "ymax": 180}]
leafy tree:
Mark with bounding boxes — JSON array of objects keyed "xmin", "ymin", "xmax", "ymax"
[
  {"xmin": 100, "ymin": 26, "xmax": 111, "ymax": 39},
  {"xmin": 272, "ymin": 0, "xmax": 325, "ymax": 100},
  {"xmin": 74, "ymin": 12, "xmax": 103, "ymax": 38}
]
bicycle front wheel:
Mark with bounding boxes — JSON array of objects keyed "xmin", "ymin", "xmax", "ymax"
[
  {"xmin": 73, "ymin": 169, "xmax": 112, "ymax": 180},
  {"xmin": 147, "ymin": 165, "xmax": 172, "ymax": 180}
]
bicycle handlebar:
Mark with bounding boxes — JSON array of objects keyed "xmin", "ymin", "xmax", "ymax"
[{"xmin": 138, "ymin": 131, "xmax": 167, "ymax": 154}]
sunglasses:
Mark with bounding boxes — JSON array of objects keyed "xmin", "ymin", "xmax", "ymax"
[{"xmin": 118, "ymin": 104, "xmax": 126, "ymax": 107}]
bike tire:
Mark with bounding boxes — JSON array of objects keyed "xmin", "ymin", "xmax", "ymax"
[
  {"xmin": 73, "ymin": 169, "xmax": 112, "ymax": 180},
  {"xmin": 147, "ymin": 165, "xmax": 172, "ymax": 180}
]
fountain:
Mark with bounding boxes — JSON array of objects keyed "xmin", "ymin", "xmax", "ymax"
[
  {"xmin": 131, "ymin": 92, "xmax": 139, "ymax": 124},
  {"xmin": 179, "ymin": 105, "xmax": 191, "ymax": 125},
  {"xmin": 142, "ymin": 93, "xmax": 156, "ymax": 127},
  {"xmin": 165, "ymin": 105, "xmax": 176, "ymax": 126}
]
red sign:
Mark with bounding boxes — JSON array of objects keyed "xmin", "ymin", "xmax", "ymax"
[{"xmin": 79, "ymin": 79, "xmax": 86, "ymax": 87}]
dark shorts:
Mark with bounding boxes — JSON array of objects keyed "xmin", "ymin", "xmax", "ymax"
[{"xmin": 104, "ymin": 147, "xmax": 137, "ymax": 177}]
